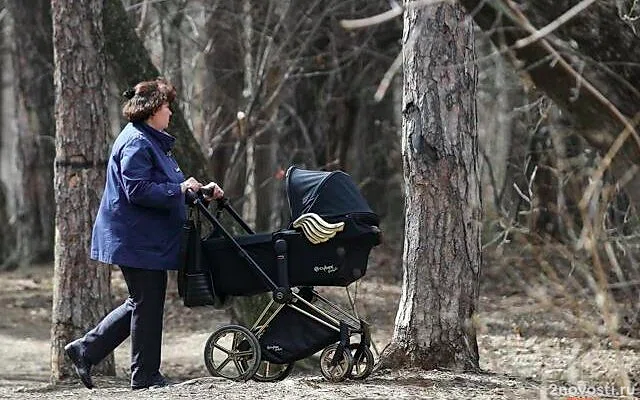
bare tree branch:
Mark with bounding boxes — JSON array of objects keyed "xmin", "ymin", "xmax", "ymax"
[
  {"xmin": 340, "ymin": 0, "xmax": 403, "ymax": 29},
  {"xmin": 374, "ymin": 51, "xmax": 402, "ymax": 102},
  {"xmin": 340, "ymin": 0, "xmax": 455, "ymax": 30},
  {"xmin": 501, "ymin": 0, "xmax": 640, "ymax": 168},
  {"xmin": 514, "ymin": 0, "xmax": 598, "ymax": 49},
  {"xmin": 135, "ymin": 0, "xmax": 150, "ymax": 36},
  {"xmin": 580, "ymin": 111, "xmax": 640, "ymax": 211},
  {"xmin": 461, "ymin": 0, "xmax": 640, "ymax": 210}
]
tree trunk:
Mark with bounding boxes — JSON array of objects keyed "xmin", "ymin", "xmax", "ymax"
[
  {"xmin": 475, "ymin": 33, "xmax": 533, "ymax": 226},
  {"xmin": 102, "ymin": 0, "xmax": 207, "ymax": 179},
  {"xmin": 3, "ymin": 0, "xmax": 55, "ymax": 270},
  {"xmin": 241, "ymin": 0, "xmax": 257, "ymax": 229},
  {"xmin": 231, "ymin": 0, "xmax": 267, "ymax": 327},
  {"xmin": 268, "ymin": 133, "xmax": 284, "ymax": 230},
  {"xmin": 379, "ymin": 2, "xmax": 481, "ymax": 371},
  {"xmin": 0, "ymin": 15, "xmax": 12, "ymax": 266},
  {"xmin": 51, "ymin": 0, "xmax": 114, "ymax": 381},
  {"xmin": 158, "ymin": 0, "xmax": 185, "ymax": 97},
  {"xmin": 201, "ymin": 1, "xmax": 243, "ymax": 189},
  {"xmin": 0, "ymin": 181, "xmax": 11, "ymax": 265},
  {"xmin": 458, "ymin": 0, "xmax": 640, "ymax": 213}
]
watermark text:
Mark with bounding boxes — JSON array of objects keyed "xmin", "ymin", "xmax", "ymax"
[{"xmin": 548, "ymin": 382, "xmax": 636, "ymax": 398}]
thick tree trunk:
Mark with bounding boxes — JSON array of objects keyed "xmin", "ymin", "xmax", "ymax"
[
  {"xmin": 102, "ymin": 0, "xmax": 206, "ymax": 179},
  {"xmin": 379, "ymin": 2, "xmax": 481, "ymax": 371},
  {"xmin": 459, "ymin": 0, "xmax": 640, "ymax": 212},
  {"xmin": 4, "ymin": 0, "xmax": 55, "ymax": 269},
  {"xmin": 51, "ymin": 0, "xmax": 114, "ymax": 381}
]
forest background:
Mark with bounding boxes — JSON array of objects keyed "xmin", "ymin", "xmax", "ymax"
[{"xmin": 0, "ymin": 0, "xmax": 639, "ymax": 399}]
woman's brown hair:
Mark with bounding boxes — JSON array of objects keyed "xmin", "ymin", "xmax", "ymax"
[{"xmin": 122, "ymin": 78, "xmax": 176, "ymax": 122}]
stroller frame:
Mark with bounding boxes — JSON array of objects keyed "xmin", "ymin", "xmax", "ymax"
[{"xmin": 188, "ymin": 192, "xmax": 374, "ymax": 382}]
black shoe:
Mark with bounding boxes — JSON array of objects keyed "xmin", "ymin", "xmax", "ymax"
[
  {"xmin": 132, "ymin": 373, "xmax": 173, "ymax": 390},
  {"xmin": 64, "ymin": 341, "xmax": 94, "ymax": 389}
]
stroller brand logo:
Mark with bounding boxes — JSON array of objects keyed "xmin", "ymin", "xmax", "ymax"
[
  {"xmin": 314, "ymin": 264, "xmax": 338, "ymax": 274},
  {"xmin": 266, "ymin": 345, "xmax": 282, "ymax": 352}
]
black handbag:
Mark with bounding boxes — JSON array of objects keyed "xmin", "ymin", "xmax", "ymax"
[{"xmin": 179, "ymin": 209, "xmax": 220, "ymax": 307}]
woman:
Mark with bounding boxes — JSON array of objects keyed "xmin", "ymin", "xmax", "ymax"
[{"xmin": 64, "ymin": 78, "xmax": 223, "ymax": 390}]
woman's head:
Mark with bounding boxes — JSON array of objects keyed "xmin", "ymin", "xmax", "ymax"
[{"xmin": 122, "ymin": 78, "xmax": 176, "ymax": 128}]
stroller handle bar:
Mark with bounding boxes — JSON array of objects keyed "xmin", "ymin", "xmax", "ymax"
[
  {"xmin": 187, "ymin": 188, "xmax": 255, "ymax": 235},
  {"xmin": 186, "ymin": 189, "xmax": 280, "ymax": 292}
]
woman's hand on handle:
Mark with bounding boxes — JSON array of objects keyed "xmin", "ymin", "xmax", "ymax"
[
  {"xmin": 202, "ymin": 182, "xmax": 224, "ymax": 201},
  {"xmin": 180, "ymin": 177, "xmax": 202, "ymax": 194}
]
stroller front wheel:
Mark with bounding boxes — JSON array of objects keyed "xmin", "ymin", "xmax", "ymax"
[
  {"xmin": 319, "ymin": 343, "xmax": 354, "ymax": 382},
  {"xmin": 204, "ymin": 325, "xmax": 261, "ymax": 381}
]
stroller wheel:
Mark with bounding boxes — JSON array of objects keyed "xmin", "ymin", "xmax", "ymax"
[
  {"xmin": 252, "ymin": 361, "xmax": 295, "ymax": 382},
  {"xmin": 204, "ymin": 325, "xmax": 261, "ymax": 381},
  {"xmin": 319, "ymin": 343, "xmax": 353, "ymax": 382},
  {"xmin": 347, "ymin": 343, "xmax": 374, "ymax": 380}
]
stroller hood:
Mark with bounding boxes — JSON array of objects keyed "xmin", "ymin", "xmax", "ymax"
[{"xmin": 285, "ymin": 166, "xmax": 376, "ymax": 220}]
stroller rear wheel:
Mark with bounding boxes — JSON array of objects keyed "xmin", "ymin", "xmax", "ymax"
[
  {"xmin": 204, "ymin": 325, "xmax": 261, "ymax": 381},
  {"xmin": 347, "ymin": 343, "xmax": 374, "ymax": 380},
  {"xmin": 319, "ymin": 343, "xmax": 354, "ymax": 382},
  {"xmin": 252, "ymin": 361, "xmax": 295, "ymax": 382}
]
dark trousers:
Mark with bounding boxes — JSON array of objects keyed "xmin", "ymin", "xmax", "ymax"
[{"xmin": 78, "ymin": 266, "xmax": 167, "ymax": 386}]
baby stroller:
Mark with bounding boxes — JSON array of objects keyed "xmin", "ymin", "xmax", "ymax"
[{"xmin": 180, "ymin": 166, "xmax": 381, "ymax": 382}]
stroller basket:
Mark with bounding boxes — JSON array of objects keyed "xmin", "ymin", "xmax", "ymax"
[{"xmin": 257, "ymin": 300, "xmax": 340, "ymax": 364}]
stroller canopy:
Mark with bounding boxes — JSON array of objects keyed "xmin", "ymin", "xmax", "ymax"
[{"xmin": 286, "ymin": 166, "xmax": 375, "ymax": 220}]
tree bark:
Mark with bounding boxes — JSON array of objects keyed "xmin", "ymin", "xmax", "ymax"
[
  {"xmin": 379, "ymin": 2, "xmax": 481, "ymax": 371},
  {"xmin": 459, "ymin": 0, "xmax": 640, "ymax": 212},
  {"xmin": 3, "ymin": 0, "xmax": 55, "ymax": 269},
  {"xmin": 102, "ymin": 0, "xmax": 207, "ymax": 179},
  {"xmin": 51, "ymin": 0, "xmax": 114, "ymax": 381}
]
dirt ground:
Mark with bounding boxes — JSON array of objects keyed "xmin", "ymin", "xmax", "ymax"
[{"xmin": 0, "ymin": 260, "xmax": 638, "ymax": 399}]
